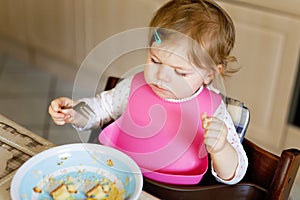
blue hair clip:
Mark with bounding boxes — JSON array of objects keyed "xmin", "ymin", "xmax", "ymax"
[{"xmin": 154, "ymin": 30, "xmax": 162, "ymax": 45}]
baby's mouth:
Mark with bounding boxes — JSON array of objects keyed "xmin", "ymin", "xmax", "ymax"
[
  {"xmin": 151, "ymin": 83, "xmax": 174, "ymax": 96},
  {"xmin": 150, "ymin": 83, "xmax": 178, "ymax": 99},
  {"xmin": 152, "ymin": 84, "xmax": 166, "ymax": 91}
]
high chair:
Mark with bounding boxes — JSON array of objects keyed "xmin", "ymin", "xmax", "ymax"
[{"xmin": 89, "ymin": 76, "xmax": 300, "ymax": 200}]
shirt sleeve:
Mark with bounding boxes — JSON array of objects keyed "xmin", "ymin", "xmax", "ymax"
[
  {"xmin": 73, "ymin": 76, "xmax": 132, "ymax": 130},
  {"xmin": 210, "ymin": 101, "xmax": 248, "ymax": 184}
]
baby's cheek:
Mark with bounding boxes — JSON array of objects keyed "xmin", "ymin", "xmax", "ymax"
[{"xmin": 144, "ymin": 66, "xmax": 153, "ymax": 83}]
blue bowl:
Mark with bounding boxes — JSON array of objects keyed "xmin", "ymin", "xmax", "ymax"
[{"xmin": 11, "ymin": 143, "xmax": 143, "ymax": 200}]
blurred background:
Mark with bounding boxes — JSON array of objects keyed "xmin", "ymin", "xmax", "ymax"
[{"xmin": 0, "ymin": 0, "xmax": 299, "ymax": 198}]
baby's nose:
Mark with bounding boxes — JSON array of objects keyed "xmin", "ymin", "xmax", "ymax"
[{"xmin": 157, "ymin": 65, "xmax": 172, "ymax": 82}]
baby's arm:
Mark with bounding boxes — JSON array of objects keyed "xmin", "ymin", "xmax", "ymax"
[
  {"xmin": 48, "ymin": 77, "xmax": 132, "ymax": 130},
  {"xmin": 202, "ymin": 102, "xmax": 248, "ymax": 184},
  {"xmin": 73, "ymin": 77, "xmax": 132, "ymax": 130}
]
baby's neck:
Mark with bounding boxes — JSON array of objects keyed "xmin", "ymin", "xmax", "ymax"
[{"xmin": 164, "ymin": 86, "xmax": 204, "ymax": 103}]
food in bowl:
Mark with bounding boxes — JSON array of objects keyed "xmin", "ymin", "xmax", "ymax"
[{"xmin": 32, "ymin": 172, "xmax": 125, "ymax": 200}]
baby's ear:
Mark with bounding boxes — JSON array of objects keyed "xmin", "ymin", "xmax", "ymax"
[
  {"xmin": 204, "ymin": 64, "xmax": 223, "ymax": 84},
  {"xmin": 203, "ymin": 71, "xmax": 215, "ymax": 85}
]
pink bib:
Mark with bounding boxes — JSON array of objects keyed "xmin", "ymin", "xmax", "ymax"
[{"xmin": 99, "ymin": 72, "xmax": 222, "ymax": 184}]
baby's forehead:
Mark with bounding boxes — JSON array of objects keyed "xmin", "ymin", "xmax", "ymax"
[
  {"xmin": 150, "ymin": 31, "xmax": 216, "ymax": 70},
  {"xmin": 151, "ymin": 44, "xmax": 190, "ymax": 62},
  {"xmin": 151, "ymin": 38, "xmax": 190, "ymax": 56}
]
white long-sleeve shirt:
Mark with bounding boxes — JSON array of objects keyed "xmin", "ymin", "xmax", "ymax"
[{"xmin": 76, "ymin": 76, "xmax": 248, "ymax": 185}]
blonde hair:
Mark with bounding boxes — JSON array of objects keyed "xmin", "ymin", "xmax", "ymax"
[{"xmin": 149, "ymin": 0, "xmax": 238, "ymax": 77}]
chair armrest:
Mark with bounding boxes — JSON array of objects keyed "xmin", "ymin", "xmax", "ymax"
[
  {"xmin": 242, "ymin": 139, "xmax": 279, "ymax": 188},
  {"xmin": 242, "ymin": 139, "xmax": 300, "ymax": 200},
  {"xmin": 268, "ymin": 148, "xmax": 300, "ymax": 200}
]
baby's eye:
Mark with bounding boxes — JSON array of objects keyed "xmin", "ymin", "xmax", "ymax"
[
  {"xmin": 151, "ymin": 57, "xmax": 161, "ymax": 64},
  {"xmin": 174, "ymin": 69, "xmax": 187, "ymax": 77}
]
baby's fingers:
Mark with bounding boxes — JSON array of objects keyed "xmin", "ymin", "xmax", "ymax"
[
  {"xmin": 48, "ymin": 105, "xmax": 64, "ymax": 118},
  {"xmin": 48, "ymin": 105, "xmax": 72, "ymax": 125},
  {"xmin": 201, "ymin": 113, "xmax": 213, "ymax": 129},
  {"xmin": 204, "ymin": 128, "xmax": 221, "ymax": 138},
  {"xmin": 201, "ymin": 112, "xmax": 207, "ymax": 120},
  {"xmin": 206, "ymin": 119, "xmax": 225, "ymax": 131}
]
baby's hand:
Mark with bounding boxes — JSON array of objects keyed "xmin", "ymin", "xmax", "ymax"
[
  {"xmin": 48, "ymin": 97, "xmax": 77, "ymax": 125},
  {"xmin": 201, "ymin": 112, "xmax": 228, "ymax": 154}
]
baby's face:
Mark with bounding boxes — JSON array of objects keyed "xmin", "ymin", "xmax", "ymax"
[{"xmin": 144, "ymin": 42, "xmax": 213, "ymax": 100}]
